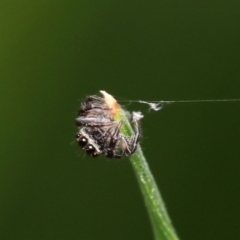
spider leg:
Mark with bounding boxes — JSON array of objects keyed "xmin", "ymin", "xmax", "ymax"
[
  {"xmin": 102, "ymin": 121, "xmax": 123, "ymax": 158},
  {"xmin": 105, "ymin": 119, "xmax": 140, "ymax": 158},
  {"xmin": 75, "ymin": 116, "xmax": 113, "ymax": 127},
  {"xmin": 117, "ymin": 119, "xmax": 140, "ymax": 157},
  {"xmin": 120, "ymin": 137, "xmax": 132, "ymax": 155},
  {"xmin": 79, "ymin": 106, "xmax": 111, "ymax": 116},
  {"xmin": 129, "ymin": 119, "xmax": 140, "ymax": 153},
  {"xmin": 86, "ymin": 95, "xmax": 104, "ymax": 102},
  {"xmin": 109, "ymin": 121, "xmax": 122, "ymax": 146}
]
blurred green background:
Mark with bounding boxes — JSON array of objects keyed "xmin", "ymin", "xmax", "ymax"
[{"xmin": 1, "ymin": 1, "xmax": 240, "ymax": 239}]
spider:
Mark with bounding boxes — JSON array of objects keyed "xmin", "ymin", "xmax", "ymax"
[{"xmin": 75, "ymin": 94, "xmax": 140, "ymax": 158}]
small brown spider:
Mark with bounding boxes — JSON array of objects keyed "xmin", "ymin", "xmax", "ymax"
[{"xmin": 75, "ymin": 93, "xmax": 140, "ymax": 158}]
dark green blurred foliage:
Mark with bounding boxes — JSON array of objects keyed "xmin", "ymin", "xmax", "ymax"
[{"xmin": 0, "ymin": 1, "xmax": 240, "ymax": 239}]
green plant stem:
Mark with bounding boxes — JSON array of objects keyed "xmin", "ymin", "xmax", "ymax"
[{"xmin": 120, "ymin": 110, "xmax": 179, "ymax": 240}]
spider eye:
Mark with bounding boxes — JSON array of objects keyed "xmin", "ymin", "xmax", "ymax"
[
  {"xmin": 78, "ymin": 137, "xmax": 88, "ymax": 147},
  {"xmin": 85, "ymin": 144, "xmax": 95, "ymax": 154},
  {"xmin": 75, "ymin": 133, "xmax": 80, "ymax": 139}
]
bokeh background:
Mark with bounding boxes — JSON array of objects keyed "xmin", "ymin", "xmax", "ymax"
[{"xmin": 1, "ymin": 1, "xmax": 240, "ymax": 239}]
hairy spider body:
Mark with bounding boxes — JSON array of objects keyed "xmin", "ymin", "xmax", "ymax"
[
  {"xmin": 76, "ymin": 96, "xmax": 114, "ymax": 127},
  {"xmin": 75, "ymin": 94, "xmax": 140, "ymax": 158}
]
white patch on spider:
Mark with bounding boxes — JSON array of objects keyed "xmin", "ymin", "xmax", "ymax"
[{"xmin": 132, "ymin": 111, "xmax": 144, "ymax": 121}]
